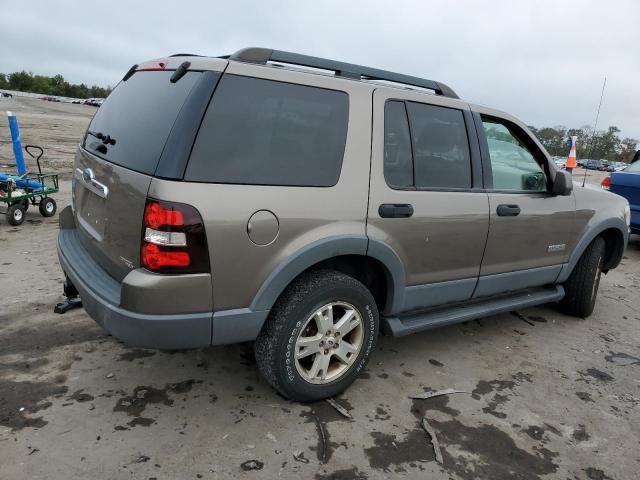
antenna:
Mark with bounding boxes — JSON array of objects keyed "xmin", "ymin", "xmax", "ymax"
[{"xmin": 582, "ymin": 76, "xmax": 607, "ymax": 188}]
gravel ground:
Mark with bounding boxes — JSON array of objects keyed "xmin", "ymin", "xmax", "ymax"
[{"xmin": 0, "ymin": 97, "xmax": 638, "ymax": 480}]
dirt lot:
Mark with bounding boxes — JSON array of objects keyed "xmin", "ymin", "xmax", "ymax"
[
  {"xmin": 0, "ymin": 96, "xmax": 95, "ymax": 171},
  {"xmin": 1, "ymin": 97, "xmax": 639, "ymax": 480}
]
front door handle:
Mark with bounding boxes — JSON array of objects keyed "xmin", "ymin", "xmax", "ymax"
[
  {"xmin": 496, "ymin": 204, "xmax": 521, "ymax": 216},
  {"xmin": 379, "ymin": 203, "xmax": 414, "ymax": 218}
]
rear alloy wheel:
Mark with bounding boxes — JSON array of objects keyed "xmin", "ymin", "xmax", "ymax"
[
  {"xmin": 255, "ymin": 270, "xmax": 379, "ymax": 402},
  {"xmin": 7, "ymin": 203, "xmax": 26, "ymax": 226},
  {"xmin": 295, "ymin": 301, "xmax": 364, "ymax": 384},
  {"xmin": 39, "ymin": 197, "xmax": 57, "ymax": 217},
  {"xmin": 560, "ymin": 237, "xmax": 605, "ymax": 318}
]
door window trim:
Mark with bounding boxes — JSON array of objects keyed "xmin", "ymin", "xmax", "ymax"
[
  {"xmin": 382, "ymin": 98, "xmax": 483, "ymax": 193},
  {"xmin": 472, "ymin": 111, "xmax": 553, "ymax": 193}
]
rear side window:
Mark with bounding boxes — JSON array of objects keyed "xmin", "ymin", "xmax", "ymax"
[
  {"xmin": 406, "ymin": 102, "xmax": 471, "ymax": 189},
  {"xmin": 84, "ymin": 71, "xmax": 200, "ymax": 175},
  {"xmin": 383, "ymin": 100, "xmax": 472, "ymax": 189},
  {"xmin": 185, "ymin": 75, "xmax": 349, "ymax": 186}
]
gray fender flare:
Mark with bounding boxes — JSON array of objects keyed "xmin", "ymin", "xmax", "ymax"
[
  {"xmin": 249, "ymin": 236, "xmax": 406, "ymax": 315},
  {"xmin": 556, "ymin": 217, "xmax": 628, "ymax": 283}
]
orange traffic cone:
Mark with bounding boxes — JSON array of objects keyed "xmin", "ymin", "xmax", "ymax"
[{"xmin": 566, "ymin": 135, "xmax": 577, "ymax": 172}]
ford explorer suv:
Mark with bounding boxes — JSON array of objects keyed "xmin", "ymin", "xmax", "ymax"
[{"xmin": 57, "ymin": 48, "xmax": 630, "ymax": 401}]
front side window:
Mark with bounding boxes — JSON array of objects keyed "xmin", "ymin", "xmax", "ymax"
[
  {"xmin": 185, "ymin": 75, "xmax": 349, "ymax": 187},
  {"xmin": 482, "ymin": 118, "xmax": 547, "ymax": 191}
]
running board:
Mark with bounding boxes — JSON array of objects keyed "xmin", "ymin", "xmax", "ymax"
[{"xmin": 381, "ymin": 285, "xmax": 564, "ymax": 337}]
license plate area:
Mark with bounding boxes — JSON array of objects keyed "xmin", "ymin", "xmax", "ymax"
[{"xmin": 76, "ymin": 185, "xmax": 106, "ymax": 240}]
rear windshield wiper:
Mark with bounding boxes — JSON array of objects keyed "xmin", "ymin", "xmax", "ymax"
[
  {"xmin": 170, "ymin": 61, "xmax": 191, "ymax": 83},
  {"xmin": 87, "ymin": 130, "xmax": 116, "ymax": 145}
]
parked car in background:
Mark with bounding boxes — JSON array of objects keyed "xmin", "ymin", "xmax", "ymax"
[
  {"xmin": 584, "ymin": 159, "xmax": 604, "ymax": 170},
  {"xmin": 84, "ymin": 98, "xmax": 105, "ymax": 107},
  {"xmin": 613, "ymin": 162, "xmax": 627, "ymax": 172},
  {"xmin": 602, "ymin": 161, "xmax": 640, "ymax": 234},
  {"xmin": 598, "ymin": 160, "xmax": 615, "ymax": 172}
]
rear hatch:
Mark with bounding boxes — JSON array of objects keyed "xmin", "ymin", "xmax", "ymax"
[{"xmin": 73, "ymin": 64, "xmax": 222, "ymax": 281}]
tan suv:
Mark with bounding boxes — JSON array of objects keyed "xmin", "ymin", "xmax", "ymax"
[{"xmin": 57, "ymin": 48, "xmax": 630, "ymax": 401}]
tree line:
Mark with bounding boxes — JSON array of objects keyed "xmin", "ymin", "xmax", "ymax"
[
  {"xmin": 0, "ymin": 71, "xmax": 111, "ymax": 99},
  {"xmin": 528, "ymin": 125, "xmax": 638, "ymax": 163}
]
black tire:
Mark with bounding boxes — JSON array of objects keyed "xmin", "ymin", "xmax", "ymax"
[
  {"xmin": 7, "ymin": 203, "xmax": 26, "ymax": 226},
  {"xmin": 560, "ymin": 237, "xmax": 605, "ymax": 318},
  {"xmin": 39, "ymin": 197, "xmax": 57, "ymax": 217},
  {"xmin": 255, "ymin": 269, "xmax": 379, "ymax": 402}
]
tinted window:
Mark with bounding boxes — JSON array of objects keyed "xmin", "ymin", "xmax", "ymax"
[
  {"xmin": 84, "ymin": 71, "xmax": 200, "ymax": 175},
  {"xmin": 185, "ymin": 75, "xmax": 349, "ymax": 186},
  {"xmin": 407, "ymin": 102, "xmax": 471, "ymax": 189},
  {"xmin": 384, "ymin": 101, "xmax": 413, "ymax": 188},
  {"xmin": 482, "ymin": 118, "xmax": 547, "ymax": 191}
]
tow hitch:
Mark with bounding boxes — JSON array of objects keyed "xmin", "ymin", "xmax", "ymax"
[{"xmin": 54, "ymin": 275, "xmax": 83, "ymax": 314}]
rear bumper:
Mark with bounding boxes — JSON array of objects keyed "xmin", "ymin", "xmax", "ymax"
[{"xmin": 57, "ymin": 227, "xmax": 212, "ymax": 349}]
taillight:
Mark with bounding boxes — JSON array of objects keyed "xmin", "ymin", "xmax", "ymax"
[
  {"xmin": 601, "ymin": 176, "xmax": 611, "ymax": 190},
  {"xmin": 141, "ymin": 199, "xmax": 209, "ymax": 274}
]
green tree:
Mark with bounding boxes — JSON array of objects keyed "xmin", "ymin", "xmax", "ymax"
[
  {"xmin": 535, "ymin": 126, "xmax": 567, "ymax": 156},
  {"xmin": 8, "ymin": 71, "xmax": 33, "ymax": 91},
  {"xmin": 619, "ymin": 138, "xmax": 638, "ymax": 163},
  {"xmin": 0, "ymin": 70, "xmax": 111, "ymax": 98}
]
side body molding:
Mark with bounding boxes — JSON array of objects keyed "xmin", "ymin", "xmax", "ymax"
[
  {"xmin": 365, "ymin": 239, "xmax": 406, "ymax": 314},
  {"xmin": 248, "ymin": 236, "xmax": 406, "ymax": 315},
  {"xmin": 556, "ymin": 217, "xmax": 628, "ymax": 283},
  {"xmin": 212, "ymin": 236, "xmax": 407, "ymax": 345},
  {"xmin": 249, "ymin": 235, "xmax": 367, "ymax": 311}
]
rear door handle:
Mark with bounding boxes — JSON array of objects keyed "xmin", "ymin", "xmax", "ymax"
[
  {"xmin": 496, "ymin": 204, "xmax": 521, "ymax": 216},
  {"xmin": 379, "ymin": 203, "xmax": 414, "ymax": 218}
]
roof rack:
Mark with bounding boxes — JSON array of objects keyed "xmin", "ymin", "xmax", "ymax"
[{"xmin": 227, "ymin": 47, "xmax": 459, "ymax": 99}]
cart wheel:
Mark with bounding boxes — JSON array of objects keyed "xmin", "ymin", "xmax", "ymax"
[
  {"xmin": 7, "ymin": 203, "xmax": 26, "ymax": 226},
  {"xmin": 39, "ymin": 197, "xmax": 57, "ymax": 217}
]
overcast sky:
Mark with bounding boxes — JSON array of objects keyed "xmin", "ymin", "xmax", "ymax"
[{"xmin": 2, "ymin": 0, "xmax": 639, "ymax": 139}]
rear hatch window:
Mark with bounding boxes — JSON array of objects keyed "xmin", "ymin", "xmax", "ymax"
[{"xmin": 83, "ymin": 71, "xmax": 200, "ymax": 175}]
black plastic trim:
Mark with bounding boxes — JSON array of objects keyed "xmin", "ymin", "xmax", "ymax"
[
  {"xmin": 471, "ymin": 110, "xmax": 493, "ymax": 189},
  {"xmin": 154, "ymin": 71, "xmax": 222, "ymax": 179}
]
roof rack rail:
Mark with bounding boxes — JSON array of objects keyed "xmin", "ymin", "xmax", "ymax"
[{"xmin": 228, "ymin": 47, "xmax": 459, "ymax": 99}]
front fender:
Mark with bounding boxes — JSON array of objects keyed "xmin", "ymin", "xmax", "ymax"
[{"xmin": 557, "ymin": 217, "xmax": 628, "ymax": 282}]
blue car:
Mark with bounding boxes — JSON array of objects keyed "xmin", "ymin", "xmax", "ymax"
[{"xmin": 605, "ymin": 162, "xmax": 640, "ymax": 234}]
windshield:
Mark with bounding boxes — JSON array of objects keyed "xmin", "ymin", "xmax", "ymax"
[{"xmin": 83, "ymin": 71, "xmax": 200, "ymax": 175}]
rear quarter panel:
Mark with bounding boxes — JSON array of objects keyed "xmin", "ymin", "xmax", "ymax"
[{"xmin": 149, "ymin": 64, "xmax": 375, "ymax": 311}]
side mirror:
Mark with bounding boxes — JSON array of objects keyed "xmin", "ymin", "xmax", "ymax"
[{"xmin": 552, "ymin": 170, "xmax": 573, "ymax": 196}]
